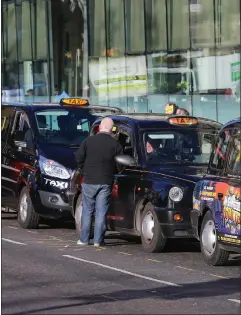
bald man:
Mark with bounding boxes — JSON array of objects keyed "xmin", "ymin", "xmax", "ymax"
[{"xmin": 75, "ymin": 117, "xmax": 123, "ymax": 247}]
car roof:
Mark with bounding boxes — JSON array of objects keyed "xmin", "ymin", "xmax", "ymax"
[
  {"xmin": 100, "ymin": 113, "xmax": 222, "ymax": 129},
  {"xmin": 222, "ymin": 117, "xmax": 241, "ymax": 129},
  {"xmin": 1, "ymin": 102, "xmax": 123, "ymax": 113}
]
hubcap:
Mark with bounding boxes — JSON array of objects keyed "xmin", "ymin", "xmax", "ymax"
[
  {"xmin": 20, "ymin": 193, "xmax": 28, "ymax": 222},
  {"xmin": 201, "ymin": 219, "xmax": 217, "ymax": 256},
  {"xmin": 142, "ymin": 211, "xmax": 154, "ymax": 243}
]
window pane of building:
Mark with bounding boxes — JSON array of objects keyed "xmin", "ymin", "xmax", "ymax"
[
  {"xmin": 7, "ymin": 3, "xmax": 18, "ymax": 61},
  {"xmin": 22, "ymin": 1, "xmax": 32, "ymax": 60},
  {"xmin": 128, "ymin": 0, "xmax": 145, "ymax": 53},
  {"xmin": 106, "ymin": 0, "xmax": 125, "ymax": 56},
  {"xmin": 89, "ymin": 0, "xmax": 106, "ymax": 57},
  {"xmin": 216, "ymin": 0, "xmax": 240, "ymax": 47},
  {"xmin": 148, "ymin": 0, "xmax": 167, "ymax": 51},
  {"xmin": 36, "ymin": 0, "xmax": 47, "ymax": 59},
  {"xmin": 190, "ymin": 0, "xmax": 215, "ymax": 49},
  {"xmin": 168, "ymin": 0, "xmax": 189, "ymax": 50}
]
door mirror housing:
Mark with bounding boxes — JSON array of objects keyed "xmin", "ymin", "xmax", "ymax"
[
  {"xmin": 14, "ymin": 140, "xmax": 27, "ymax": 149},
  {"xmin": 115, "ymin": 154, "xmax": 136, "ymax": 167},
  {"xmin": 13, "ymin": 130, "xmax": 27, "ymax": 150},
  {"xmin": 13, "ymin": 130, "xmax": 25, "ymax": 142}
]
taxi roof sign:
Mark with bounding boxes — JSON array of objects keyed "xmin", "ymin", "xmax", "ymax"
[
  {"xmin": 168, "ymin": 116, "xmax": 198, "ymax": 125},
  {"xmin": 60, "ymin": 98, "xmax": 89, "ymax": 106}
]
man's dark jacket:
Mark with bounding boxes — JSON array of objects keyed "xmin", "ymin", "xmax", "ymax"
[{"xmin": 75, "ymin": 132, "xmax": 123, "ymax": 185}]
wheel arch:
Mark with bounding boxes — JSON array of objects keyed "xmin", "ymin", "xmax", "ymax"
[
  {"xmin": 134, "ymin": 198, "xmax": 151, "ymax": 235},
  {"xmin": 198, "ymin": 206, "xmax": 212, "ymax": 237},
  {"xmin": 72, "ymin": 191, "xmax": 81, "ymax": 217}
]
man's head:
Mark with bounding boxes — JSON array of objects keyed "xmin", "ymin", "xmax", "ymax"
[
  {"xmin": 99, "ymin": 117, "xmax": 114, "ymax": 134},
  {"xmin": 165, "ymin": 102, "xmax": 178, "ymax": 115},
  {"xmin": 54, "ymin": 86, "xmax": 60, "ymax": 95},
  {"xmin": 27, "ymin": 89, "xmax": 33, "ymax": 96},
  {"xmin": 176, "ymin": 108, "xmax": 190, "ymax": 116},
  {"xmin": 146, "ymin": 137, "xmax": 157, "ymax": 154}
]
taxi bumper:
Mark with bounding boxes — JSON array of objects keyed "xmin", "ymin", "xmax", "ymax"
[{"xmin": 155, "ymin": 207, "xmax": 194, "ymax": 238}]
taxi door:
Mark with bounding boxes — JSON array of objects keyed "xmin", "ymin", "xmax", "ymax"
[
  {"xmin": 108, "ymin": 125, "xmax": 140, "ymax": 231},
  {"xmin": 2, "ymin": 110, "xmax": 36, "ymax": 209},
  {"xmin": 216, "ymin": 127, "xmax": 241, "ymax": 245},
  {"xmin": 208, "ymin": 126, "xmax": 241, "ymax": 245},
  {"xmin": 1, "ymin": 106, "xmax": 16, "ymax": 206}
]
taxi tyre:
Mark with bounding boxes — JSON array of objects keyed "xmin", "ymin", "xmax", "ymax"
[
  {"xmin": 200, "ymin": 211, "xmax": 229, "ymax": 266},
  {"xmin": 141, "ymin": 202, "xmax": 167, "ymax": 253},
  {"xmin": 75, "ymin": 194, "xmax": 94, "ymax": 239},
  {"xmin": 18, "ymin": 187, "xmax": 40, "ymax": 229}
]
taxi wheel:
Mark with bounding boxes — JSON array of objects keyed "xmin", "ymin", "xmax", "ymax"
[
  {"xmin": 75, "ymin": 194, "xmax": 94, "ymax": 239},
  {"xmin": 141, "ymin": 202, "xmax": 166, "ymax": 253},
  {"xmin": 200, "ymin": 211, "xmax": 229, "ymax": 266},
  {"xmin": 18, "ymin": 187, "xmax": 40, "ymax": 229}
]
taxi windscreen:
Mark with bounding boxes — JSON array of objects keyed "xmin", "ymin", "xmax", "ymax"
[
  {"xmin": 34, "ymin": 108, "xmax": 98, "ymax": 147},
  {"xmin": 143, "ymin": 128, "xmax": 218, "ymax": 164}
]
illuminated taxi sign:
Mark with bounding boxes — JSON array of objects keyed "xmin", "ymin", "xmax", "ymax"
[
  {"xmin": 168, "ymin": 116, "xmax": 198, "ymax": 125},
  {"xmin": 165, "ymin": 103, "xmax": 177, "ymax": 115},
  {"xmin": 60, "ymin": 98, "xmax": 89, "ymax": 106}
]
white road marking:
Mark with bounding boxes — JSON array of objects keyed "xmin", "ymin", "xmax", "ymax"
[
  {"xmin": 7, "ymin": 226, "xmax": 19, "ymax": 230},
  {"xmin": 2, "ymin": 238, "xmax": 27, "ymax": 246},
  {"xmin": 27, "ymin": 230, "xmax": 38, "ymax": 234},
  {"xmin": 228, "ymin": 299, "xmax": 240, "ymax": 304},
  {"xmin": 63, "ymin": 255, "xmax": 181, "ymax": 287}
]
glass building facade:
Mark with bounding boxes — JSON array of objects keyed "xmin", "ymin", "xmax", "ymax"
[{"xmin": 1, "ymin": 0, "xmax": 240, "ymax": 123}]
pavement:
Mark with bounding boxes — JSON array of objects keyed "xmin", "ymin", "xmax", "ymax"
[{"xmin": 1, "ymin": 212, "xmax": 241, "ymax": 314}]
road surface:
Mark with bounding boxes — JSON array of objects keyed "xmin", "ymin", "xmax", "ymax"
[{"xmin": 1, "ymin": 213, "xmax": 241, "ymax": 314}]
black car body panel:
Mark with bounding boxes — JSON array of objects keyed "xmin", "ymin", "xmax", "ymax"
[
  {"xmin": 69, "ymin": 113, "xmax": 222, "ymax": 239},
  {"xmin": 1, "ymin": 101, "xmax": 123, "ymax": 220}
]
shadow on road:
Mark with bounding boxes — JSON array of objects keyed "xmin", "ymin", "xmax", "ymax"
[
  {"xmin": 1, "ymin": 213, "xmax": 17, "ymax": 220},
  {"xmin": 9, "ymin": 277, "xmax": 241, "ymax": 314}
]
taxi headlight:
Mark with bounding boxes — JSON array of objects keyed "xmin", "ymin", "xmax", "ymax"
[
  {"xmin": 39, "ymin": 156, "xmax": 71, "ymax": 179},
  {"xmin": 169, "ymin": 187, "xmax": 183, "ymax": 202}
]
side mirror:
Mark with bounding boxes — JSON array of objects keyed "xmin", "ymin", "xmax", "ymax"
[
  {"xmin": 13, "ymin": 130, "xmax": 27, "ymax": 150},
  {"xmin": 115, "ymin": 154, "xmax": 136, "ymax": 167}
]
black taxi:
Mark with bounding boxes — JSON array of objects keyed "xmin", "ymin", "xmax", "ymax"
[
  {"xmin": 1, "ymin": 98, "xmax": 123, "ymax": 229},
  {"xmin": 69, "ymin": 113, "xmax": 222, "ymax": 252},
  {"xmin": 191, "ymin": 118, "xmax": 241, "ymax": 266}
]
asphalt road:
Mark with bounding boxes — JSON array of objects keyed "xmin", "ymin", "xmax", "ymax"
[{"xmin": 1, "ymin": 212, "xmax": 241, "ymax": 314}]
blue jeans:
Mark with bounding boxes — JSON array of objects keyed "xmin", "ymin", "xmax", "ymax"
[{"xmin": 80, "ymin": 183, "xmax": 112, "ymax": 244}]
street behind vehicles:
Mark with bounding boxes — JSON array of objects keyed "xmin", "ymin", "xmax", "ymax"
[
  {"xmin": 69, "ymin": 113, "xmax": 221, "ymax": 253},
  {"xmin": 1, "ymin": 98, "xmax": 123, "ymax": 229},
  {"xmin": 191, "ymin": 118, "xmax": 241, "ymax": 266}
]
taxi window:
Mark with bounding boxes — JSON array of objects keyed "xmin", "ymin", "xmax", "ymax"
[
  {"xmin": 34, "ymin": 108, "xmax": 97, "ymax": 147},
  {"xmin": 227, "ymin": 128, "xmax": 241, "ymax": 177},
  {"xmin": 118, "ymin": 126, "xmax": 134, "ymax": 156},
  {"xmin": 144, "ymin": 128, "xmax": 218, "ymax": 164},
  {"xmin": 210, "ymin": 128, "xmax": 231, "ymax": 171}
]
